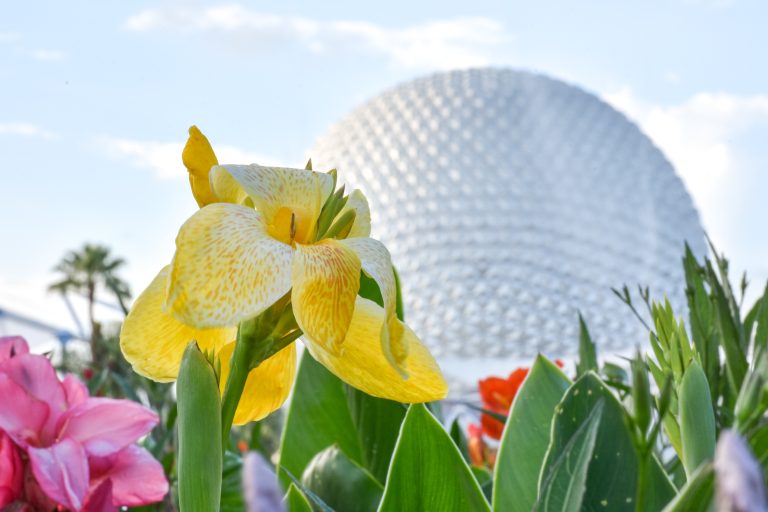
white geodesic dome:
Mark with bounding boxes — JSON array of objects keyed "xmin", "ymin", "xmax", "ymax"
[{"xmin": 311, "ymin": 68, "xmax": 706, "ymax": 387}]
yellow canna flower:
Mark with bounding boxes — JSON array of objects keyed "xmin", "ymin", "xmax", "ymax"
[{"xmin": 120, "ymin": 126, "xmax": 447, "ymax": 425}]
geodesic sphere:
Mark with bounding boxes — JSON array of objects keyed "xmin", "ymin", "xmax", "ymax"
[{"xmin": 311, "ymin": 68, "xmax": 706, "ymax": 388}]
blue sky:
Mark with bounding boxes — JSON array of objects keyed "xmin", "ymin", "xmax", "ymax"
[{"xmin": 1, "ymin": 0, "xmax": 767, "ymax": 326}]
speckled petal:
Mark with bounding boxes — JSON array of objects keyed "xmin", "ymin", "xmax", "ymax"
[
  {"xmin": 120, "ymin": 266, "xmax": 236, "ymax": 382},
  {"xmin": 167, "ymin": 204, "xmax": 294, "ymax": 328},
  {"xmin": 340, "ymin": 237, "xmax": 406, "ymax": 375},
  {"xmin": 291, "ymin": 240, "xmax": 361, "ymax": 354},
  {"xmin": 210, "ymin": 165, "xmax": 249, "ymax": 205},
  {"xmin": 182, "ymin": 126, "xmax": 219, "ymax": 207},
  {"xmin": 337, "ymin": 189, "xmax": 371, "ymax": 238},
  {"xmin": 218, "ymin": 342, "xmax": 296, "ymax": 425},
  {"xmin": 216, "ymin": 164, "xmax": 334, "ymax": 241},
  {"xmin": 304, "ymin": 297, "xmax": 447, "ymax": 402}
]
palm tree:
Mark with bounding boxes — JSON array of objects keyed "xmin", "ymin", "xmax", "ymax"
[{"xmin": 49, "ymin": 244, "xmax": 131, "ymax": 352}]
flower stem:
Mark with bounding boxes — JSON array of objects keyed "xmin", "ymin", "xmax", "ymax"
[
  {"xmin": 219, "ymin": 302, "xmax": 300, "ymax": 452},
  {"xmin": 220, "ymin": 318, "xmax": 273, "ymax": 451}
]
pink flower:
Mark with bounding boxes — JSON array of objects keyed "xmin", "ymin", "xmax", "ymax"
[
  {"xmin": 0, "ymin": 336, "xmax": 168, "ymax": 511},
  {"xmin": 0, "ymin": 429, "xmax": 23, "ymax": 506}
]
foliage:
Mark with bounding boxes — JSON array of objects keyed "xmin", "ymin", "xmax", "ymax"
[{"xmin": 39, "ymin": 193, "xmax": 768, "ymax": 509}]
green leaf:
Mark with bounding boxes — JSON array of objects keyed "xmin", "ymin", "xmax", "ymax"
[
  {"xmin": 220, "ymin": 452, "xmax": 245, "ymax": 512},
  {"xmin": 450, "ymin": 419, "xmax": 471, "ymax": 465},
  {"xmin": 493, "ymin": 355, "xmax": 571, "ymax": 512},
  {"xmin": 661, "ymin": 463, "xmax": 714, "ymax": 512},
  {"xmin": 754, "ymin": 284, "xmax": 768, "ymax": 356},
  {"xmin": 539, "ymin": 373, "xmax": 675, "ymax": 512},
  {"xmin": 683, "ymin": 245, "xmax": 720, "ymax": 399},
  {"xmin": 576, "ymin": 314, "xmax": 598, "ymax": 377},
  {"xmin": 471, "ymin": 466, "xmax": 493, "ymax": 503},
  {"xmin": 679, "ymin": 362, "xmax": 716, "ymax": 476},
  {"xmin": 378, "ymin": 404, "xmax": 491, "ymax": 512},
  {"xmin": 278, "ymin": 351, "xmax": 362, "ymax": 487},
  {"xmin": 708, "ymin": 261, "xmax": 748, "ymax": 392},
  {"xmin": 746, "ymin": 422, "xmax": 768, "ymax": 467},
  {"xmin": 285, "ymin": 484, "xmax": 313, "ymax": 512},
  {"xmin": 533, "ymin": 400, "xmax": 604, "ymax": 512},
  {"xmin": 282, "ymin": 467, "xmax": 335, "ymax": 512},
  {"xmin": 176, "ymin": 342, "xmax": 223, "ymax": 512},
  {"xmin": 301, "ymin": 445, "xmax": 383, "ymax": 512},
  {"xmin": 345, "ymin": 386, "xmax": 406, "ymax": 483}
]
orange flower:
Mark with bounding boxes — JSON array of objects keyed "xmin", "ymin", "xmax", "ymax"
[
  {"xmin": 467, "ymin": 423, "xmax": 485, "ymax": 466},
  {"xmin": 478, "ymin": 361, "xmax": 563, "ymax": 440}
]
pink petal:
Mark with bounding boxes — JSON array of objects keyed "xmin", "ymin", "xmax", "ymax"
[
  {"xmin": 83, "ymin": 479, "xmax": 115, "ymax": 512},
  {"xmin": 28, "ymin": 439, "xmax": 89, "ymax": 511},
  {"xmin": 62, "ymin": 374, "xmax": 90, "ymax": 407},
  {"xmin": 0, "ymin": 431, "xmax": 23, "ymax": 507},
  {"xmin": 0, "ymin": 353, "xmax": 67, "ymax": 438},
  {"xmin": 0, "ymin": 336, "xmax": 29, "ymax": 362},
  {"xmin": 0, "ymin": 373, "xmax": 49, "ymax": 447},
  {"xmin": 98, "ymin": 445, "xmax": 169, "ymax": 507},
  {"xmin": 58, "ymin": 398, "xmax": 159, "ymax": 457}
]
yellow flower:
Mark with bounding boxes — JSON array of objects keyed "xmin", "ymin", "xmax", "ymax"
[{"xmin": 120, "ymin": 126, "xmax": 447, "ymax": 425}]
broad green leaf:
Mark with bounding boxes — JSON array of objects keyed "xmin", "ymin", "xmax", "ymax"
[
  {"xmin": 450, "ymin": 418, "xmax": 471, "ymax": 465},
  {"xmin": 176, "ymin": 342, "xmax": 222, "ymax": 512},
  {"xmin": 471, "ymin": 466, "xmax": 493, "ymax": 503},
  {"xmin": 533, "ymin": 400, "xmax": 603, "ymax": 512},
  {"xmin": 282, "ymin": 467, "xmax": 335, "ymax": 512},
  {"xmin": 345, "ymin": 386, "xmax": 406, "ymax": 483},
  {"xmin": 661, "ymin": 463, "xmax": 714, "ymax": 512},
  {"xmin": 576, "ymin": 314, "xmax": 598, "ymax": 377},
  {"xmin": 539, "ymin": 373, "xmax": 675, "ymax": 512},
  {"xmin": 301, "ymin": 445, "xmax": 383, "ymax": 512},
  {"xmin": 285, "ymin": 484, "xmax": 313, "ymax": 512},
  {"xmin": 679, "ymin": 362, "xmax": 716, "ymax": 476},
  {"xmin": 493, "ymin": 355, "xmax": 571, "ymax": 512},
  {"xmin": 278, "ymin": 350, "xmax": 362, "ymax": 487},
  {"xmin": 378, "ymin": 404, "xmax": 490, "ymax": 512}
]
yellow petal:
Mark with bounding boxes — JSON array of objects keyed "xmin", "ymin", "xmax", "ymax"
[
  {"xmin": 167, "ymin": 203, "xmax": 294, "ymax": 328},
  {"xmin": 210, "ymin": 165, "xmax": 250, "ymax": 205},
  {"xmin": 215, "ymin": 164, "xmax": 334, "ymax": 243},
  {"xmin": 291, "ymin": 239, "xmax": 361, "ymax": 354},
  {"xmin": 120, "ymin": 266, "xmax": 236, "ymax": 382},
  {"xmin": 182, "ymin": 126, "xmax": 219, "ymax": 207},
  {"xmin": 340, "ymin": 237, "xmax": 407, "ymax": 374},
  {"xmin": 338, "ymin": 189, "xmax": 371, "ymax": 238},
  {"xmin": 305, "ymin": 297, "xmax": 447, "ymax": 402},
  {"xmin": 218, "ymin": 342, "xmax": 296, "ymax": 425}
]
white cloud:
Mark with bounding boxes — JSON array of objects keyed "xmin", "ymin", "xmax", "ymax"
[
  {"xmin": 604, "ymin": 88, "xmax": 768, "ymax": 282},
  {"xmin": 31, "ymin": 49, "xmax": 66, "ymax": 61},
  {"xmin": 0, "ymin": 122, "xmax": 56, "ymax": 139},
  {"xmin": 0, "ymin": 32, "xmax": 19, "ymax": 43},
  {"xmin": 604, "ymin": 89, "xmax": 768, "ymax": 208},
  {"xmin": 123, "ymin": 5, "xmax": 511, "ymax": 69},
  {"xmin": 99, "ymin": 136, "xmax": 286, "ymax": 179}
]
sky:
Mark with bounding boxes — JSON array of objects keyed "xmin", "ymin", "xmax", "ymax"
[{"xmin": 1, "ymin": 0, "xmax": 767, "ymax": 337}]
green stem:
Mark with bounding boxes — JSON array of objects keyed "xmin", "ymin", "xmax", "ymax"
[
  {"xmin": 220, "ymin": 333, "xmax": 259, "ymax": 451},
  {"xmin": 219, "ymin": 304, "xmax": 301, "ymax": 452},
  {"xmin": 635, "ymin": 448, "xmax": 649, "ymax": 512}
]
